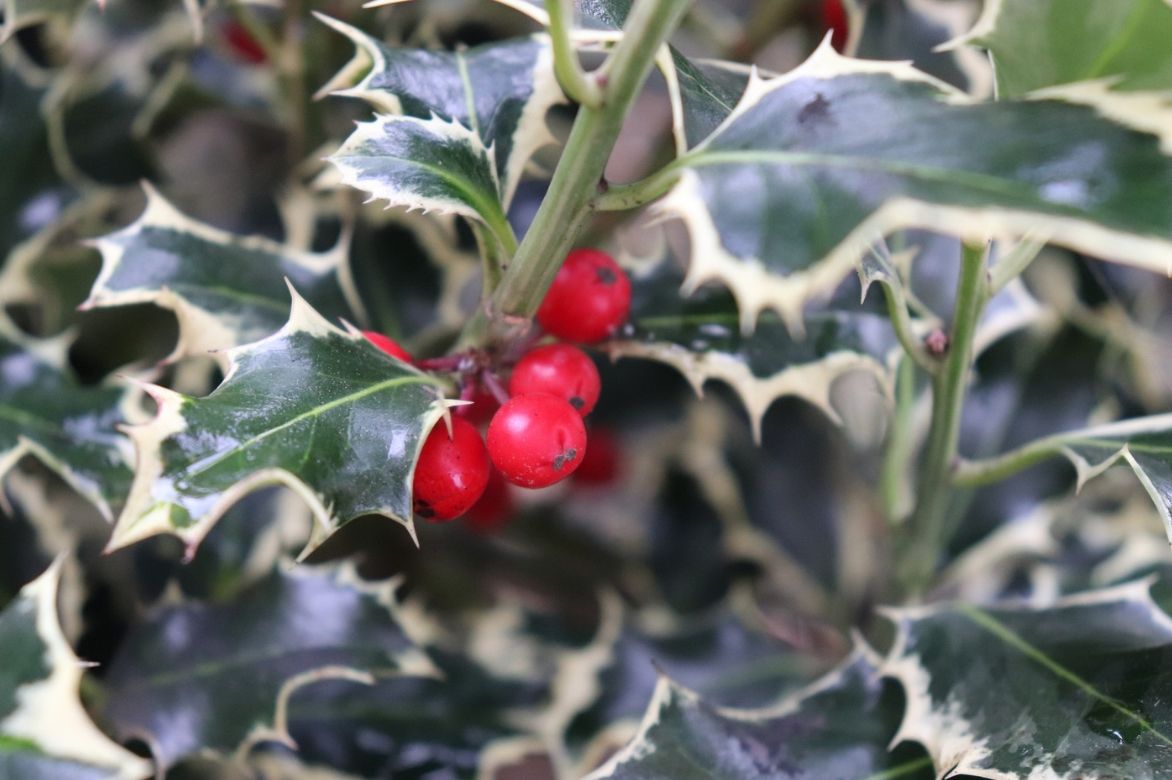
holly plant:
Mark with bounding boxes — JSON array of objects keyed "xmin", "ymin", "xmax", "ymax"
[{"xmin": 6, "ymin": 0, "xmax": 1172, "ymax": 777}]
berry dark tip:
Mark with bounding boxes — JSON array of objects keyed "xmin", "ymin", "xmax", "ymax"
[
  {"xmin": 596, "ymin": 267, "xmax": 617, "ymax": 285},
  {"xmin": 569, "ymin": 396, "xmax": 584, "ymax": 410}
]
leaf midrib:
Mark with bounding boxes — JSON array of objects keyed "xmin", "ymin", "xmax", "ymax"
[
  {"xmin": 183, "ymin": 374, "xmax": 435, "ymax": 479},
  {"xmin": 958, "ymin": 604, "xmax": 1172, "ymax": 748}
]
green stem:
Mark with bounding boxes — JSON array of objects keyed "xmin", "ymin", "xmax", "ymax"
[
  {"xmin": 900, "ymin": 241, "xmax": 989, "ymax": 595},
  {"xmin": 875, "ymin": 277, "xmax": 939, "ymax": 374},
  {"xmin": 593, "ymin": 159, "xmax": 684, "ymax": 211},
  {"xmin": 457, "ymin": 0, "xmax": 694, "ymax": 348},
  {"xmin": 881, "ymin": 355, "xmax": 917, "ymax": 524},
  {"xmin": 471, "ymin": 221, "xmax": 505, "ymax": 298},
  {"xmin": 547, "ymin": 0, "xmax": 603, "ymax": 108},
  {"xmin": 953, "ymin": 439, "xmax": 1063, "ymax": 487}
]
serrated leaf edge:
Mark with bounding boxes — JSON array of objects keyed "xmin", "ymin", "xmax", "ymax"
[
  {"xmin": 662, "ymin": 40, "xmax": 1172, "ymax": 335},
  {"xmin": 0, "ymin": 560, "xmax": 153, "ymax": 779},
  {"xmin": 879, "ymin": 579, "xmax": 1172, "ymax": 780},
  {"xmin": 607, "ymin": 336, "xmax": 892, "ymax": 442},
  {"xmin": 109, "ymin": 285, "xmax": 447, "ymax": 555},
  {"xmin": 329, "ymin": 113, "xmax": 505, "ymax": 227},
  {"xmin": 83, "ymin": 184, "xmax": 366, "ymax": 364}
]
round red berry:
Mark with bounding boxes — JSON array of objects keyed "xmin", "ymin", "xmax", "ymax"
[
  {"xmin": 412, "ymin": 416, "xmax": 490, "ymax": 521},
  {"xmin": 509, "ymin": 344, "xmax": 600, "ymax": 417},
  {"xmin": 363, "ymin": 331, "xmax": 413, "ymax": 363},
  {"xmin": 536, "ymin": 248, "xmax": 631, "ymax": 343},
  {"xmin": 487, "ymin": 394, "xmax": 587, "ymax": 488},
  {"xmin": 821, "ymin": 0, "xmax": 849, "ymax": 52},
  {"xmin": 464, "ymin": 468, "xmax": 514, "ymax": 533},
  {"xmin": 222, "ymin": 20, "xmax": 268, "ymax": 65},
  {"xmin": 572, "ymin": 427, "xmax": 621, "ymax": 486}
]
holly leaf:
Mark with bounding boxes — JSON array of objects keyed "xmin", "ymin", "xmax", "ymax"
[
  {"xmin": 108, "ymin": 287, "xmax": 447, "ymax": 555},
  {"xmin": 953, "ymin": 0, "xmax": 1172, "ymax": 97},
  {"xmin": 83, "ymin": 186, "xmax": 360, "ymax": 364},
  {"xmin": 959, "ymin": 412, "xmax": 1172, "ymax": 548},
  {"xmin": 585, "ymin": 645, "xmax": 932, "ymax": 780},
  {"xmin": 0, "ymin": 0, "xmax": 86, "ymax": 40},
  {"xmin": 0, "ymin": 561, "xmax": 152, "ymax": 780},
  {"xmin": 317, "ymin": 15, "xmax": 565, "ymax": 207},
  {"xmin": 608, "ymin": 248, "xmax": 899, "ymax": 439},
  {"xmin": 883, "ymin": 580, "xmax": 1172, "ymax": 778},
  {"xmin": 0, "ymin": 318, "xmax": 133, "ymax": 521},
  {"xmin": 853, "ymin": 0, "xmax": 991, "ymax": 94},
  {"xmin": 669, "ymin": 53, "xmax": 751, "ymax": 151},
  {"xmin": 330, "ymin": 114, "xmax": 516, "ymax": 254},
  {"xmin": 655, "ymin": 43, "xmax": 1172, "ymax": 333},
  {"xmin": 101, "ymin": 562, "xmax": 434, "ymax": 770}
]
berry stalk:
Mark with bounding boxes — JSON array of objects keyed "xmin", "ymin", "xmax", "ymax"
[{"xmin": 457, "ymin": 0, "xmax": 694, "ymax": 349}]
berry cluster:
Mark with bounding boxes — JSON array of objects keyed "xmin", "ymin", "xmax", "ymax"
[{"xmin": 364, "ymin": 248, "xmax": 631, "ymax": 527}]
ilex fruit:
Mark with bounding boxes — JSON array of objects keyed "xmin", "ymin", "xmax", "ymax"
[
  {"xmin": 509, "ymin": 344, "xmax": 600, "ymax": 416},
  {"xmin": 412, "ymin": 416, "xmax": 490, "ymax": 521},
  {"xmin": 536, "ymin": 248, "xmax": 631, "ymax": 343},
  {"xmin": 363, "ymin": 331, "xmax": 413, "ymax": 364},
  {"xmin": 487, "ymin": 394, "xmax": 587, "ymax": 488}
]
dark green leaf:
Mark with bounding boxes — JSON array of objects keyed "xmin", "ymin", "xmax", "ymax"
[
  {"xmin": 0, "ymin": 318, "xmax": 132, "ymax": 520},
  {"xmin": 659, "ymin": 44, "xmax": 1172, "ymax": 332},
  {"xmin": 610, "ymin": 248, "xmax": 898, "ymax": 438},
  {"xmin": 108, "ymin": 289, "xmax": 446, "ymax": 554},
  {"xmin": 318, "ymin": 16, "xmax": 565, "ymax": 205},
  {"xmin": 101, "ymin": 562, "xmax": 432, "ymax": 770},
  {"xmin": 586, "ymin": 646, "xmax": 931, "ymax": 780},
  {"xmin": 884, "ymin": 581, "xmax": 1172, "ymax": 778},
  {"xmin": 958, "ymin": 0, "xmax": 1172, "ymax": 96},
  {"xmin": 330, "ymin": 114, "xmax": 515, "ymax": 253},
  {"xmin": 84, "ymin": 186, "xmax": 360, "ymax": 363},
  {"xmin": 854, "ymin": 0, "xmax": 990, "ymax": 94},
  {"xmin": 0, "ymin": 562, "xmax": 152, "ymax": 780}
]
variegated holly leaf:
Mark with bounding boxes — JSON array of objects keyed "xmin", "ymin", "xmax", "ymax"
[
  {"xmin": 83, "ymin": 186, "xmax": 360, "ymax": 365},
  {"xmin": 953, "ymin": 0, "xmax": 1172, "ymax": 97},
  {"xmin": 958, "ymin": 412, "xmax": 1172, "ymax": 548},
  {"xmin": 330, "ymin": 114, "xmax": 516, "ymax": 254},
  {"xmin": 0, "ymin": 562, "xmax": 152, "ymax": 780},
  {"xmin": 852, "ymin": 0, "xmax": 991, "ymax": 95},
  {"xmin": 0, "ymin": 0, "xmax": 86, "ymax": 40},
  {"xmin": 884, "ymin": 581, "xmax": 1172, "ymax": 778},
  {"xmin": 109, "ymin": 287, "xmax": 447, "ymax": 555},
  {"xmin": 317, "ymin": 15, "xmax": 565, "ymax": 207},
  {"xmin": 608, "ymin": 250, "xmax": 899, "ymax": 440},
  {"xmin": 586, "ymin": 645, "xmax": 932, "ymax": 780},
  {"xmin": 653, "ymin": 42, "xmax": 1172, "ymax": 333},
  {"xmin": 0, "ymin": 318, "xmax": 133, "ymax": 521},
  {"xmin": 669, "ymin": 53, "xmax": 751, "ymax": 151},
  {"xmin": 101, "ymin": 562, "xmax": 434, "ymax": 770}
]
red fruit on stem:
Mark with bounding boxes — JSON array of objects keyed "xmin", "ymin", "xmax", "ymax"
[
  {"xmin": 572, "ymin": 427, "xmax": 621, "ymax": 486},
  {"xmin": 412, "ymin": 416, "xmax": 490, "ymax": 521},
  {"xmin": 363, "ymin": 331, "xmax": 413, "ymax": 363},
  {"xmin": 464, "ymin": 468, "xmax": 514, "ymax": 533},
  {"xmin": 821, "ymin": 0, "xmax": 849, "ymax": 53},
  {"xmin": 509, "ymin": 344, "xmax": 600, "ymax": 417},
  {"xmin": 487, "ymin": 394, "xmax": 587, "ymax": 488},
  {"xmin": 223, "ymin": 20, "xmax": 268, "ymax": 65},
  {"xmin": 536, "ymin": 248, "xmax": 631, "ymax": 343}
]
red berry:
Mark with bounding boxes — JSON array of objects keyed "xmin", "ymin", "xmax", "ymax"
[
  {"xmin": 223, "ymin": 20, "xmax": 268, "ymax": 65},
  {"xmin": 821, "ymin": 0, "xmax": 848, "ymax": 52},
  {"xmin": 572, "ymin": 427, "xmax": 621, "ymax": 486},
  {"xmin": 464, "ymin": 468, "xmax": 514, "ymax": 533},
  {"xmin": 363, "ymin": 331, "xmax": 413, "ymax": 363},
  {"xmin": 455, "ymin": 388, "xmax": 500, "ymax": 426},
  {"xmin": 509, "ymin": 344, "xmax": 600, "ymax": 417},
  {"xmin": 412, "ymin": 416, "xmax": 490, "ymax": 521},
  {"xmin": 487, "ymin": 394, "xmax": 587, "ymax": 488},
  {"xmin": 536, "ymin": 248, "xmax": 631, "ymax": 343}
]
